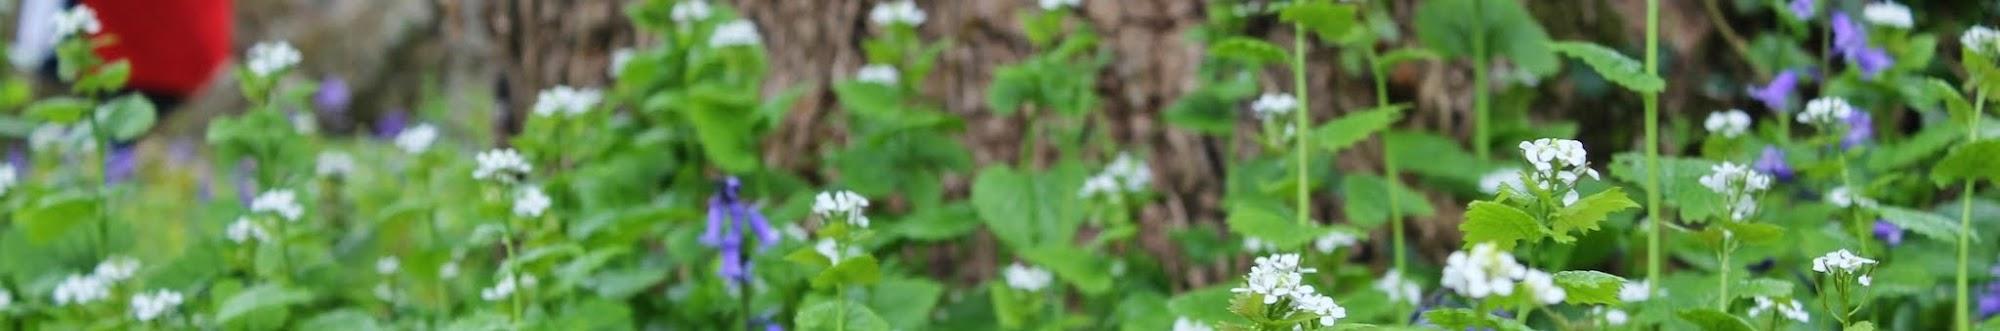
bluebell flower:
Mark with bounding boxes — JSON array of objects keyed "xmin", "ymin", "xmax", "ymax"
[
  {"xmin": 1788, "ymin": 0, "xmax": 1814, "ymax": 20},
  {"xmin": 700, "ymin": 177, "xmax": 780, "ymax": 286},
  {"xmin": 7, "ymin": 147, "xmax": 26, "ymax": 177},
  {"xmin": 314, "ymin": 75, "xmax": 350, "ymax": 115},
  {"xmin": 104, "ymin": 145, "xmax": 136, "ymax": 185},
  {"xmin": 1982, "ymin": 283, "xmax": 2000, "ymax": 319},
  {"xmin": 1871, "ymin": 220, "xmax": 1903, "ymax": 246},
  {"xmin": 1843, "ymin": 110, "xmax": 1873, "ymax": 149},
  {"xmin": 1748, "ymin": 70, "xmax": 1800, "ymax": 112},
  {"xmin": 375, "ymin": 110, "xmax": 407, "ymax": 140},
  {"xmin": 1754, "ymin": 146, "xmax": 1795, "ymax": 181},
  {"xmin": 234, "ymin": 160, "xmax": 257, "ymax": 206},
  {"xmin": 1832, "ymin": 12, "xmax": 1893, "ymax": 79}
]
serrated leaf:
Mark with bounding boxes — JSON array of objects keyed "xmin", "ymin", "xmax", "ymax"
[
  {"xmin": 1278, "ymin": 1, "xmax": 1360, "ymax": 43},
  {"xmin": 1547, "ymin": 41, "xmax": 1663, "ymax": 93},
  {"xmin": 1552, "ymin": 270, "xmax": 1626, "ymax": 305},
  {"xmin": 1210, "ymin": 37, "xmax": 1289, "ymax": 65},
  {"xmin": 1313, "ymin": 105, "xmax": 1405, "ymax": 154},
  {"xmin": 1459, "ymin": 201, "xmax": 1543, "ymax": 249},
  {"xmin": 796, "ymin": 300, "xmax": 891, "ymax": 331},
  {"xmin": 1677, "ymin": 309, "xmax": 1755, "ymax": 331},
  {"xmin": 1226, "ymin": 200, "xmax": 1332, "ymax": 249},
  {"xmin": 1872, "ymin": 205, "xmax": 1967, "ymax": 243},
  {"xmin": 1550, "ymin": 187, "xmax": 1639, "ymax": 243},
  {"xmin": 1933, "ymin": 140, "xmax": 2000, "ymax": 186}
]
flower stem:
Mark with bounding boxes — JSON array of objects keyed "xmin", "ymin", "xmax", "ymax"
[
  {"xmin": 1643, "ymin": 0, "xmax": 1664, "ymax": 297},
  {"xmin": 1718, "ymin": 241, "xmax": 1731, "ymax": 311},
  {"xmin": 1958, "ymin": 89, "xmax": 1983, "ymax": 331},
  {"xmin": 1293, "ymin": 23, "xmax": 1311, "ymax": 226},
  {"xmin": 1372, "ymin": 48, "xmax": 1412, "ymax": 324}
]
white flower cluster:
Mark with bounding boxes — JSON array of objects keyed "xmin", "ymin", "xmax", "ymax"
[
  {"xmin": 376, "ymin": 256, "xmax": 401, "ymax": 275},
  {"xmin": 1039, "ymin": 0, "xmax": 1082, "ymax": 10},
  {"xmin": 670, "ymin": 1, "xmax": 712, "ymax": 24},
  {"xmin": 1079, "ymin": 152, "xmax": 1152, "ymax": 198},
  {"xmin": 1519, "ymin": 269, "xmax": 1567, "ymax": 305},
  {"xmin": 1797, "ymin": 97, "xmax": 1854, "ymax": 126},
  {"xmin": 1698, "ymin": 162, "xmax": 1773, "ymax": 221},
  {"xmin": 0, "ymin": 289, "xmax": 10, "ymax": 310},
  {"xmin": 129, "ymin": 290, "xmax": 184, "ymax": 322},
  {"xmin": 856, "ymin": 64, "xmax": 899, "ymax": 85},
  {"xmin": 1748, "ymin": 296, "xmax": 1810, "ymax": 322},
  {"xmin": 252, "ymin": 189, "xmax": 304, "ymax": 221},
  {"xmin": 246, "ymin": 41, "xmax": 301, "ymax": 78},
  {"xmin": 868, "ymin": 0, "xmax": 927, "ymax": 26},
  {"xmin": 1374, "ymin": 269, "xmax": 1423, "ymax": 305},
  {"xmin": 710, "ymin": 20, "xmax": 763, "ymax": 48},
  {"xmin": 1619, "ymin": 280, "xmax": 1662, "ymax": 302},
  {"xmin": 1171, "ymin": 317, "xmax": 1213, "ymax": 331},
  {"xmin": 225, "ymin": 217, "xmax": 271, "ymax": 243},
  {"xmin": 1293, "ymin": 292, "xmax": 1348, "ymax": 326},
  {"xmin": 1826, "ymin": 185, "xmax": 1877, "ymax": 208},
  {"xmin": 1241, "ymin": 237, "xmax": 1276, "ymax": 253},
  {"xmin": 1704, "ymin": 109, "xmax": 1751, "ymax": 138},
  {"xmin": 54, "ymin": 257, "xmax": 140, "ymax": 306},
  {"xmin": 1250, "ymin": 93, "xmax": 1298, "ymax": 122},
  {"xmin": 396, "ymin": 124, "xmax": 439, "ymax": 154},
  {"xmin": 473, "ymin": 149, "xmax": 532, "ymax": 183},
  {"xmin": 513, "ymin": 186, "xmax": 551, "ymax": 218},
  {"xmin": 1478, "ymin": 167, "xmax": 1525, "ymax": 196},
  {"xmin": 29, "ymin": 124, "xmax": 96, "ymax": 154},
  {"xmin": 1518, "ymin": 138, "xmax": 1600, "ymax": 206},
  {"xmin": 316, "ymin": 151, "xmax": 356, "ymax": 177},
  {"xmin": 1441, "ymin": 243, "xmax": 1527, "ymax": 299},
  {"xmin": 1230, "ymin": 253, "xmax": 1345, "ymax": 325},
  {"xmin": 54, "ymin": 5, "xmax": 101, "ymax": 38},
  {"xmin": 1313, "ymin": 231, "xmax": 1358, "ymax": 253},
  {"xmin": 0, "ymin": 164, "xmax": 16, "ymax": 197},
  {"xmin": 532, "ymin": 86, "xmax": 602, "ymax": 117},
  {"xmin": 813, "ymin": 190, "xmax": 871, "ymax": 228},
  {"xmin": 1003, "ymin": 263, "xmax": 1054, "ymax": 292},
  {"xmin": 480, "ymin": 273, "xmax": 537, "ymax": 301},
  {"xmin": 1963, "ymin": 26, "xmax": 2000, "ymax": 57},
  {"xmin": 609, "ymin": 48, "xmax": 635, "ymax": 77},
  {"xmin": 813, "ymin": 238, "xmax": 861, "ymax": 263},
  {"xmin": 1861, "ymin": 2, "xmax": 1913, "ymax": 29},
  {"xmin": 1812, "ymin": 249, "xmax": 1878, "ymax": 275}
]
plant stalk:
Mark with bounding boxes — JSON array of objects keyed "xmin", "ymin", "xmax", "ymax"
[
  {"xmin": 1293, "ymin": 23, "xmax": 1311, "ymax": 226},
  {"xmin": 1643, "ymin": 0, "xmax": 1664, "ymax": 296},
  {"xmin": 1958, "ymin": 89, "xmax": 1984, "ymax": 331}
]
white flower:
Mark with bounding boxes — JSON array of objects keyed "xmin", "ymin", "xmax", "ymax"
[
  {"xmin": 480, "ymin": 273, "xmax": 537, "ymax": 301},
  {"xmin": 472, "ymin": 149, "xmax": 533, "ymax": 183},
  {"xmin": 376, "ymin": 256, "xmax": 400, "ymax": 275},
  {"xmin": 1825, "ymin": 185, "xmax": 1876, "ymax": 208},
  {"xmin": 1704, "ymin": 109, "xmax": 1752, "ymax": 138},
  {"xmin": 246, "ymin": 41, "xmax": 302, "ymax": 78},
  {"xmin": 710, "ymin": 20, "xmax": 762, "ymax": 48},
  {"xmin": 129, "ymin": 290, "xmax": 184, "ymax": 322},
  {"xmin": 1374, "ymin": 269, "xmax": 1423, "ymax": 305},
  {"xmin": 0, "ymin": 289, "xmax": 11, "ymax": 310},
  {"xmin": 1516, "ymin": 138, "xmax": 1600, "ymax": 206},
  {"xmin": 395, "ymin": 124, "xmax": 439, "ymax": 154},
  {"xmin": 813, "ymin": 238, "xmax": 859, "ymax": 263},
  {"xmin": 1078, "ymin": 174, "xmax": 1119, "ymax": 198},
  {"xmin": 53, "ymin": 5, "xmax": 101, "ymax": 38},
  {"xmin": 812, "ymin": 190, "xmax": 871, "ymax": 227},
  {"xmin": 1619, "ymin": 280, "xmax": 1660, "ymax": 302},
  {"xmin": 1241, "ymin": 237, "xmax": 1277, "ymax": 253},
  {"xmin": 1962, "ymin": 26, "xmax": 2000, "ymax": 57},
  {"xmin": 1798, "ymin": 97, "xmax": 1854, "ymax": 126},
  {"xmin": 251, "ymin": 189, "xmax": 305, "ymax": 221},
  {"xmin": 1811, "ymin": 249, "xmax": 1878, "ymax": 274},
  {"xmin": 856, "ymin": 64, "xmax": 899, "ymax": 85},
  {"xmin": 1858, "ymin": 275, "xmax": 1872, "ymax": 286},
  {"xmin": 1595, "ymin": 307, "xmax": 1629, "ymax": 326},
  {"xmin": 1861, "ymin": 2, "xmax": 1913, "ymax": 29},
  {"xmin": 53, "ymin": 274, "xmax": 109, "ymax": 306},
  {"xmin": 1231, "ymin": 253, "xmax": 1319, "ymax": 304},
  {"xmin": 1171, "ymin": 317, "xmax": 1214, "ymax": 331},
  {"xmin": 373, "ymin": 283, "xmax": 394, "ymax": 301},
  {"xmin": 1250, "ymin": 93, "xmax": 1298, "ymax": 121},
  {"xmin": 1698, "ymin": 162, "xmax": 1773, "ymax": 221},
  {"xmin": 1038, "ymin": 0, "xmax": 1082, "ymax": 10},
  {"xmin": 316, "ymin": 151, "xmax": 356, "ymax": 177},
  {"xmin": 94, "ymin": 256, "xmax": 140, "ymax": 282},
  {"xmin": 439, "ymin": 261, "xmax": 461, "ymax": 279},
  {"xmin": 1293, "ymin": 292, "xmax": 1347, "ymax": 325},
  {"xmin": 30, "ymin": 124, "xmax": 96, "ymax": 154},
  {"xmin": 0, "ymin": 164, "xmax": 17, "ymax": 197},
  {"xmin": 225, "ymin": 217, "xmax": 270, "ymax": 243},
  {"xmin": 868, "ymin": 0, "xmax": 927, "ymax": 26},
  {"xmin": 1313, "ymin": 231, "xmax": 1359, "ymax": 253},
  {"xmin": 531, "ymin": 86, "xmax": 602, "ymax": 117},
  {"xmin": 1441, "ymin": 242, "xmax": 1528, "ymax": 299},
  {"xmin": 670, "ymin": 1, "xmax": 712, "ymax": 24},
  {"xmin": 1080, "ymin": 152, "xmax": 1152, "ymax": 198},
  {"xmin": 609, "ymin": 48, "xmax": 635, "ymax": 77},
  {"xmin": 1748, "ymin": 296, "xmax": 1810, "ymax": 323},
  {"xmin": 513, "ymin": 186, "xmax": 551, "ymax": 218},
  {"xmin": 293, "ymin": 113, "xmax": 319, "ymax": 134},
  {"xmin": 1478, "ymin": 167, "xmax": 1525, "ymax": 196},
  {"xmin": 1520, "ymin": 269, "xmax": 1567, "ymax": 305},
  {"xmin": 1003, "ymin": 263, "xmax": 1054, "ymax": 291}
]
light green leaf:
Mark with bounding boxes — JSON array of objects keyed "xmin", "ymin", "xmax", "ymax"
[
  {"xmin": 1340, "ymin": 174, "xmax": 1437, "ymax": 229},
  {"xmin": 811, "ymin": 255, "xmax": 882, "ymax": 289},
  {"xmin": 867, "ymin": 278, "xmax": 944, "ymax": 331},
  {"xmin": 299, "ymin": 309, "xmax": 387, "ymax": 331},
  {"xmin": 1459, "ymin": 201, "xmax": 1543, "ymax": 249},
  {"xmin": 1846, "ymin": 321, "xmax": 1877, "ymax": 331},
  {"xmin": 1378, "ymin": 47, "xmax": 1442, "ymax": 68},
  {"xmin": 971, "ymin": 165, "xmax": 1083, "ymax": 250},
  {"xmin": 1312, "ymin": 104, "xmax": 1406, "ymax": 154},
  {"xmin": 1423, "ymin": 308, "xmax": 1534, "ymax": 331},
  {"xmin": 1677, "ymin": 309, "xmax": 1755, "ymax": 331},
  {"xmin": 1413, "ymin": 0, "xmax": 1557, "ymax": 75},
  {"xmin": 1278, "ymin": 1, "xmax": 1360, "ymax": 43},
  {"xmin": 1933, "ymin": 140, "xmax": 2000, "ymax": 186},
  {"xmin": 1872, "ymin": 205, "xmax": 1966, "ymax": 243},
  {"xmin": 1209, "ymin": 37, "xmax": 1289, "ymax": 66},
  {"xmin": 1021, "ymin": 244, "xmax": 1113, "ymax": 294},
  {"xmin": 1167, "ymin": 286, "xmax": 1237, "ymax": 324},
  {"xmin": 1225, "ymin": 200, "xmax": 1332, "ymax": 249},
  {"xmin": 1546, "ymin": 41, "xmax": 1664, "ymax": 93},
  {"xmin": 1550, "ymin": 187, "xmax": 1639, "ymax": 243},
  {"xmin": 14, "ymin": 192, "xmax": 101, "ymax": 244},
  {"xmin": 1736, "ymin": 278, "xmax": 1793, "ymax": 298},
  {"xmin": 24, "ymin": 97, "xmax": 92, "ymax": 124},
  {"xmin": 1552, "ymin": 270, "xmax": 1626, "ymax": 305},
  {"xmin": 796, "ymin": 300, "xmax": 891, "ymax": 331},
  {"xmin": 215, "ymin": 285, "xmax": 315, "ymax": 325},
  {"xmin": 96, "ymin": 95, "xmax": 157, "ymax": 141}
]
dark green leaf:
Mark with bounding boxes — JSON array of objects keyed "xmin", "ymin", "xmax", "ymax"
[{"xmin": 1312, "ymin": 104, "xmax": 1405, "ymax": 154}]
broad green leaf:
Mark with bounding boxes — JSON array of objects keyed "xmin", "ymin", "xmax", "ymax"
[
  {"xmin": 215, "ymin": 285, "xmax": 315, "ymax": 325},
  {"xmin": 1168, "ymin": 286, "xmax": 1237, "ymax": 324},
  {"xmin": 1932, "ymin": 140, "xmax": 2000, "ymax": 186},
  {"xmin": 1312, "ymin": 104, "xmax": 1405, "ymax": 154},
  {"xmin": 1736, "ymin": 278, "xmax": 1793, "ymax": 298},
  {"xmin": 1547, "ymin": 41, "xmax": 1664, "ymax": 93},
  {"xmin": 299, "ymin": 309, "xmax": 387, "ymax": 331},
  {"xmin": 1386, "ymin": 130, "xmax": 1487, "ymax": 187},
  {"xmin": 14, "ymin": 192, "xmax": 101, "ymax": 244},
  {"xmin": 1021, "ymin": 244, "xmax": 1113, "ymax": 294},
  {"xmin": 1413, "ymin": 0, "xmax": 1557, "ymax": 75},
  {"xmin": 1378, "ymin": 47, "xmax": 1442, "ymax": 68},
  {"xmin": 1847, "ymin": 321, "xmax": 1877, "ymax": 331},
  {"xmin": 1459, "ymin": 201, "xmax": 1543, "ymax": 249},
  {"xmin": 987, "ymin": 66, "xmax": 1036, "ymax": 114},
  {"xmin": 868, "ymin": 278, "xmax": 945, "ymax": 331},
  {"xmin": 796, "ymin": 300, "xmax": 891, "ymax": 331},
  {"xmin": 970, "ymin": 165, "xmax": 1084, "ymax": 250},
  {"xmin": 1423, "ymin": 308, "xmax": 1533, "ymax": 331},
  {"xmin": 832, "ymin": 81, "xmax": 904, "ymax": 119},
  {"xmin": 1550, "ymin": 187, "xmax": 1639, "ymax": 243},
  {"xmin": 1677, "ymin": 309, "xmax": 1755, "ymax": 331},
  {"xmin": 1716, "ymin": 221, "xmax": 1785, "ymax": 246},
  {"xmin": 890, "ymin": 202, "xmax": 980, "ymax": 241},
  {"xmin": 1278, "ymin": 1, "xmax": 1360, "ymax": 43},
  {"xmin": 1339, "ymin": 174, "xmax": 1437, "ymax": 228},
  {"xmin": 1610, "ymin": 153, "xmax": 1720, "ymax": 222},
  {"xmin": 1552, "ymin": 270, "xmax": 1626, "ymax": 305},
  {"xmin": 1164, "ymin": 74, "xmax": 1255, "ymax": 134},
  {"xmin": 96, "ymin": 95, "xmax": 157, "ymax": 141},
  {"xmin": 811, "ymin": 255, "xmax": 882, "ymax": 289},
  {"xmin": 678, "ymin": 88, "xmax": 762, "ymax": 173},
  {"xmin": 1872, "ymin": 205, "xmax": 1966, "ymax": 243},
  {"xmin": 24, "ymin": 97, "xmax": 92, "ymax": 124},
  {"xmin": 1225, "ymin": 200, "xmax": 1332, "ymax": 249},
  {"xmin": 1209, "ymin": 37, "xmax": 1289, "ymax": 66}
]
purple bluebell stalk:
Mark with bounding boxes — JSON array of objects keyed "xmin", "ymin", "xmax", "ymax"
[
  {"xmin": 1843, "ymin": 110, "xmax": 1873, "ymax": 149},
  {"xmin": 235, "ymin": 160, "xmax": 257, "ymax": 206},
  {"xmin": 104, "ymin": 145, "xmax": 136, "ymax": 185},
  {"xmin": 8, "ymin": 147, "xmax": 25, "ymax": 177},
  {"xmin": 1754, "ymin": 146, "xmax": 1795, "ymax": 181},
  {"xmin": 1982, "ymin": 284, "xmax": 2000, "ymax": 319},
  {"xmin": 1748, "ymin": 70, "xmax": 1800, "ymax": 112},
  {"xmin": 314, "ymin": 75, "xmax": 350, "ymax": 115},
  {"xmin": 1787, "ymin": 0, "xmax": 1814, "ymax": 20},
  {"xmin": 375, "ymin": 110, "xmax": 408, "ymax": 140},
  {"xmin": 1872, "ymin": 219, "xmax": 1903, "ymax": 246},
  {"xmin": 1831, "ymin": 12, "xmax": 1893, "ymax": 78},
  {"xmin": 699, "ymin": 177, "xmax": 780, "ymax": 285}
]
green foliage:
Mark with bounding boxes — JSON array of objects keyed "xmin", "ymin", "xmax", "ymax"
[
  {"xmin": 1226, "ymin": 200, "xmax": 1332, "ymax": 249},
  {"xmin": 1340, "ymin": 174, "xmax": 1437, "ymax": 228},
  {"xmin": 1459, "ymin": 200, "xmax": 1543, "ymax": 249},
  {"xmin": 1413, "ymin": 0, "xmax": 1557, "ymax": 75},
  {"xmin": 1209, "ymin": 37, "xmax": 1290, "ymax": 66},
  {"xmin": 971, "ymin": 165, "xmax": 1084, "ymax": 250},
  {"xmin": 1677, "ymin": 309, "xmax": 1756, "ymax": 331},
  {"xmin": 1278, "ymin": 0, "xmax": 1361, "ymax": 43},
  {"xmin": 1546, "ymin": 41, "xmax": 1664, "ymax": 93},
  {"xmin": 796, "ymin": 300, "xmax": 890, "ymax": 331},
  {"xmin": 1550, "ymin": 187, "xmax": 1639, "ymax": 243},
  {"xmin": 1932, "ymin": 140, "xmax": 2000, "ymax": 186},
  {"xmin": 1312, "ymin": 105, "xmax": 1406, "ymax": 154},
  {"xmin": 1552, "ymin": 270, "xmax": 1627, "ymax": 305},
  {"xmin": 1872, "ymin": 205, "xmax": 1966, "ymax": 243},
  {"xmin": 1423, "ymin": 308, "xmax": 1533, "ymax": 331}
]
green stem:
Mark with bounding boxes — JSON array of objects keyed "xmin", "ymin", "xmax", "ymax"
[
  {"xmin": 1293, "ymin": 23, "xmax": 1311, "ymax": 226},
  {"xmin": 1020, "ymin": 108, "xmax": 1041, "ymax": 169},
  {"xmin": 502, "ymin": 225, "xmax": 522, "ymax": 326},
  {"xmin": 1374, "ymin": 51, "xmax": 1411, "ymax": 323},
  {"xmin": 1958, "ymin": 89, "xmax": 1983, "ymax": 331},
  {"xmin": 1718, "ymin": 242, "xmax": 1731, "ymax": 311},
  {"xmin": 1472, "ymin": 27, "xmax": 1491, "ymax": 160},
  {"xmin": 1840, "ymin": 153, "xmax": 1866, "ymax": 256},
  {"xmin": 837, "ymin": 285, "xmax": 848, "ymax": 331},
  {"xmin": 1643, "ymin": 0, "xmax": 1664, "ymax": 296}
]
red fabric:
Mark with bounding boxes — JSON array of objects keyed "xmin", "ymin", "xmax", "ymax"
[{"xmin": 82, "ymin": 0, "xmax": 234, "ymax": 97}]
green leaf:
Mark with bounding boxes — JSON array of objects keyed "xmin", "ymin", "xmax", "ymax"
[
  {"xmin": 811, "ymin": 255, "xmax": 882, "ymax": 289},
  {"xmin": 1225, "ymin": 200, "xmax": 1332, "ymax": 249},
  {"xmin": 97, "ymin": 94, "xmax": 157, "ymax": 141},
  {"xmin": 867, "ymin": 278, "xmax": 945, "ymax": 331},
  {"xmin": 1312, "ymin": 104, "xmax": 1405, "ymax": 154},
  {"xmin": 796, "ymin": 300, "xmax": 891, "ymax": 331},
  {"xmin": 1423, "ymin": 308, "xmax": 1533, "ymax": 331},
  {"xmin": 1846, "ymin": 321, "xmax": 1877, "ymax": 331},
  {"xmin": 1933, "ymin": 140, "xmax": 2000, "ymax": 186},
  {"xmin": 1021, "ymin": 244, "xmax": 1113, "ymax": 294},
  {"xmin": 1549, "ymin": 187, "xmax": 1639, "ymax": 243},
  {"xmin": 215, "ymin": 285, "xmax": 315, "ymax": 325},
  {"xmin": 24, "ymin": 97, "xmax": 92, "ymax": 124},
  {"xmin": 986, "ymin": 66, "xmax": 1036, "ymax": 115},
  {"xmin": 1736, "ymin": 278, "xmax": 1794, "ymax": 298},
  {"xmin": 1677, "ymin": 309, "xmax": 1755, "ymax": 331},
  {"xmin": 1340, "ymin": 174, "xmax": 1437, "ymax": 228},
  {"xmin": 14, "ymin": 192, "xmax": 101, "ymax": 244},
  {"xmin": 889, "ymin": 202, "xmax": 980, "ymax": 241},
  {"xmin": 1386, "ymin": 130, "xmax": 1487, "ymax": 187},
  {"xmin": 1546, "ymin": 41, "xmax": 1664, "ymax": 93},
  {"xmin": 299, "ymin": 309, "xmax": 387, "ymax": 331},
  {"xmin": 970, "ymin": 165, "xmax": 1084, "ymax": 250},
  {"xmin": 1209, "ymin": 37, "xmax": 1289, "ymax": 66},
  {"xmin": 677, "ymin": 87, "xmax": 762, "ymax": 173},
  {"xmin": 1167, "ymin": 286, "xmax": 1238, "ymax": 324},
  {"xmin": 832, "ymin": 81, "xmax": 904, "ymax": 119},
  {"xmin": 1278, "ymin": 1, "xmax": 1360, "ymax": 43},
  {"xmin": 1164, "ymin": 74, "xmax": 1255, "ymax": 135},
  {"xmin": 1552, "ymin": 270, "xmax": 1626, "ymax": 305},
  {"xmin": 1459, "ymin": 201, "xmax": 1543, "ymax": 249},
  {"xmin": 1872, "ymin": 205, "xmax": 1966, "ymax": 243},
  {"xmin": 1414, "ymin": 0, "xmax": 1557, "ymax": 75},
  {"xmin": 1378, "ymin": 47, "xmax": 1442, "ymax": 68},
  {"xmin": 1717, "ymin": 221, "xmax": 1785, "ymax": 245}
]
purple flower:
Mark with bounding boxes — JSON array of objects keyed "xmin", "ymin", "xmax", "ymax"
[
  {"xmin": 700, "ymin": 177, "xmax": 780, "ymax": 286},
  {"xmin": 314, "ymin": 75, "xmax": 351, "ymax": 115},
  {"xmin": 234, "ymin": 160, "xmax": 258, "ymax": 206},
  {"xmin": 1749, "ymin": 70, "xmax": 1800, "ymax": 112},
  {"xmin": 1872, "ymin": 220, "xmax": 1903, "ymax": 246},
  {"xmin": 1843, "ymin": 110, "xmax": 1873, "ymax": 149},
  {"xmin": 8, "ymin": 147, "xmax": 26, "ymax": 177},
  {"xmin": 375, "ymin": 110, "xmax": 408, "ymax": 140},
  {"xmin": 1788, "ymin": 0, "xmax": 1815, "ymax": 20},
  {"xmin": 1983, "ymin": 286, "xmax": 2000, "ymax": 319},
  {"xmin": 104, "ymin": 146, "xmax": 137, "ymax": 185},
  {"xmin": 1754, "ymin": 146, "xmax": 1795, "ymax": 181},
  {"xmin": 1832, "ymin": 12, "xmax": 1894, "ymax": 79}
]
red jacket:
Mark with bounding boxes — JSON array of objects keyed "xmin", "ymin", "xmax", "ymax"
[{"xmin": 83, "ymin": 0, "xmax": 233, "ymax": 97}]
